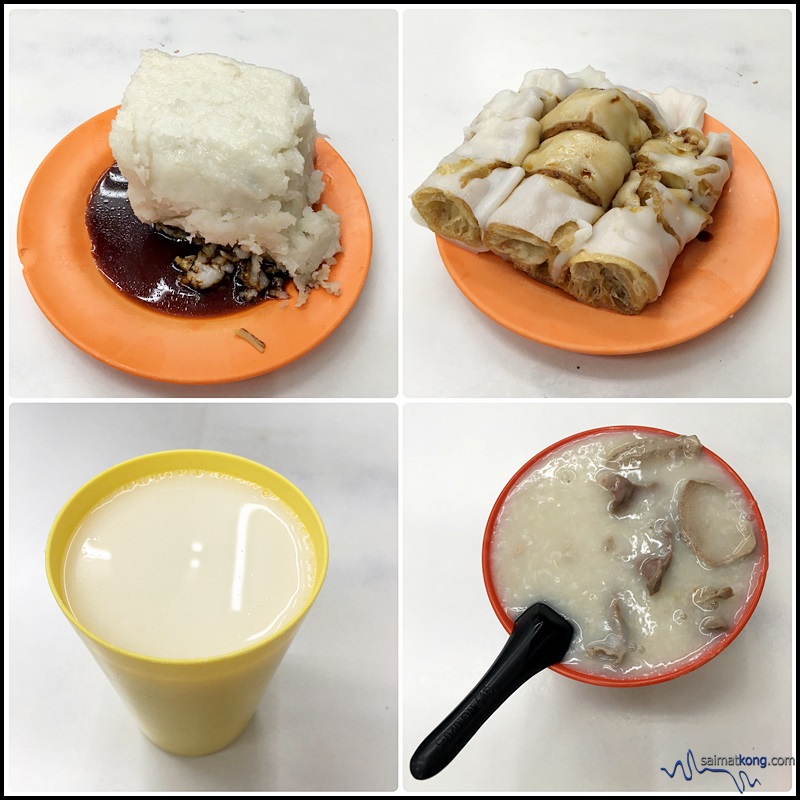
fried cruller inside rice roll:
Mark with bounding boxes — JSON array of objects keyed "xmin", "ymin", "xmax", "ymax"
[
  {"xmin": 555, "ymin": 128, "xmax": 731, "ymax": 314},
  {"xmin": 483, "ymin": 174, "xmax": 603, "ymax": 285},
  {"xmin": 412, "ymin": 67, "xmax": 734, "ymax": 316},
  {"xmin": 411, "ymin": 158, "xmax": 525, "ymax": 251},
  {"xmin": 521, "ymin": 130, "xmax": 632, "ymax": 209},
  {"xmin": 538, "ymin": 87, "xmax": 653, "ymax": 153},
  {"xmin": 411, "ymin": 86, "xmax": 554, "ymax": 250},
  {"xmin": 558, "ymin": 206, "xmax": 682, "ymax": 314}
]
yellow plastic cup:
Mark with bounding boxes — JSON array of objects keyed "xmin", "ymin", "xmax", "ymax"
[{"xmin": 45, "ymin": 450, "xmax": 328, "ymax": 756}]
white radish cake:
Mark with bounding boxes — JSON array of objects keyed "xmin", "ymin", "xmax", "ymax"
[{"xmin": 110, "ymin": 50, "xmax": 341, "ymax": 303}]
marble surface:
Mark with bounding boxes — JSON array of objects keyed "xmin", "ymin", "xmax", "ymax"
[
  {"xmin": 7, "ymin": 8, "xmax": 398, "ymax": 398},
  {"xmin": 403, "ymin": 402, "xmax": 793, "ymax": 792},
  {"xmin": 403, "ymin": 8, "xmax": 793, "ymax": 398},
  {"xmin": 5, "ymin": 6, "xmax": 796, "ymax": 795},
  {"xmin": 7, "ymin": 402, "xmax": 398, "ymax": 793}
]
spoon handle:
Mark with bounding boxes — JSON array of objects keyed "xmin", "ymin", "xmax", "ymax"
[{"xmin": 409, "ymin": 603, "xmax": 573, "ymax": 781}]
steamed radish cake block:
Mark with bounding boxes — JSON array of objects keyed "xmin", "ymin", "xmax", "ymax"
[{"xmin": 109, "ymin": 50, "xmax": 342, "ymax": 304}]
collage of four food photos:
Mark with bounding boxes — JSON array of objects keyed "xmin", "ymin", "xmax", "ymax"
[{"xmin": 6, "ymin": 6, "xmax": 795, "ymax": 795}]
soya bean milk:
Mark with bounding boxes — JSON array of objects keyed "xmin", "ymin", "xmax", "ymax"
[{"xmin": 63, "ymin": 470, "xmax": 317, "ymax": 660}]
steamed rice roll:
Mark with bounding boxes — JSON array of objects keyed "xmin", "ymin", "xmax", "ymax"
[
  {"xmin": 637, "ymin": 135, "xmax": 732, "ymax": 212},
  {"xmin": 613, "ymin": 171, "xmax": 710, "ymax": 247},
  {"xmin": 560, "ymin": 206, "xmax": 682, "ymax": 314},
  {"xmin": 467, "ymin": 87, "xmax": 551, "ymax": 128},
  {"xmin": 412, "ymin": 67, "xmax": 734, "ymax": 317},
  {"xmin": 518, "ymin": 68, "xmax": 584, "ymax": 105},
  {"xmin": 614, "ymin": 86, "xmax": 669, "ymax": 137},
  {"xmin": 567, "ymin": 66, "xmax": 614, "ymax": 90},
  {"xmin": 456, "ymin": 116, "xmax": 542, "ymax": 167},
  {"xmin": 521, "ymin": 130, "xmax": 632, "ymax": 208},
  {"xmin": 484, "ymin": 174, "xmax": 603, "ymax": 284},
  {"xmin": 642, "ymin": 86, "xmax": 707, "ymax": 133},
  {"xmin": 539, "ymin": 88, "xmax": 652, "ymax": 153},
  {"xmin": 411, "ymin": 156, "xmax": 525, "ymax": 250}
]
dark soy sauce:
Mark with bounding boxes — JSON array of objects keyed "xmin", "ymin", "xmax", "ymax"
[{"xmin": 85, "ymin": 164, "xmax": 268, "ymax": 317}]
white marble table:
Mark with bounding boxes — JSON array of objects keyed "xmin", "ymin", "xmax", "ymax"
[
  {"xmin": 7, "ymin": 8, "xmax": 398, "ymax": 398},
  {"xmin": 5, "ymin": 6, "xmax": 796, "ymax": 796},
  {"xmin": 403, "ymin": 402, "xmax": 793, "ymax": 792},
  {"xmin": 7, "ymin": 402, "xmax": 398, "ymax": 793},
  {"xmin": 403, "ymin": 7, "xmax": 793, "ymax": 398}
]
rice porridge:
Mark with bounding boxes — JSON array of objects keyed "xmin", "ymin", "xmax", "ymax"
[{"xmin": 489, "ymin": 430, "xmax": 763, "ymax": 679}]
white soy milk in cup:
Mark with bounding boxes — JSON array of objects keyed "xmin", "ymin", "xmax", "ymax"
[
  {"xmin": 47, "ymin": 451, "xmax": 328, "ymax": 755},
  {"xmin": 63, "ymin": 470, "xmax": 318, "ymax": 660}
]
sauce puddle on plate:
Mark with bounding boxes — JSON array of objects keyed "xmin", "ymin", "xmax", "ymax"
[{"xmin": 85, "ymin": 164, "xmax": 278, "ymax": 317}]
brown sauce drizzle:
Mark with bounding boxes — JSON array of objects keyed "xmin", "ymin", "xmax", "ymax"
[{"xmin": 85, "ymin": 164, "xmax": 274, "ymax": 317}]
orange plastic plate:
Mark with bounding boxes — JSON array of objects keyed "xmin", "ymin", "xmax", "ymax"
[
  {"xmin": 438, "ymin": 116, "xmax": 779, "ymax": 355},
  {"xmin": 19, "ymin": 108, "xmax": 372, "ymax": 384}
]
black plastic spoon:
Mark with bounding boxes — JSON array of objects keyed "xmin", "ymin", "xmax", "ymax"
[{"xmin": 409, "ymin": 602, "xmax": 574, "ymax": 781}]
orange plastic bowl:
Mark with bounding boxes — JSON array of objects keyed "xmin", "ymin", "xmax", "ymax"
[{"xmin": 482, "ymin": 426, "xmax": 768, "ymax": 688}]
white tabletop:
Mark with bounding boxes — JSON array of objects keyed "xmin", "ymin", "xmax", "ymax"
[
  {"xmin": 7, "ymin": 7, "xmax": 398, "ymax": 398},
  {"xmin": 7, "ymin": 402, "xmax": 398, "ymax": 793},
  {"xmin": 403, "ymin": 402, "xmax": 793, "ymax": 792},
  {"xmin": 403, "ymin": 7, "xmax": 793, "ymax": 398},
  {"xmin": 5, "ymin": 6, "xmax": 796, "ymax": 796}
]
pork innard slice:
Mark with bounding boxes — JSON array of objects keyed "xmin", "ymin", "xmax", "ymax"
[
  {"xmin": 692, "ymin": 586, "xmax": 733, "ymax": 611},
  {"xmin": 678, "ymin": 480, "xmax": 756, "ymax": 567},
  {"xmin": 699, "ymin": 615, "xmax": 727, "ymax": 635},
  {"xmin": 585, "ymin": 597, "xmax": 628, "ymax": 665},
  {"xmin": 605, "ymin": 434, "xmax": 702, "ymax": 469},
  {"xmin": 596, "ymin": 470, "xmax": 642, "ymax": 515},
  {"xmin": 634, "ymin": 520, "xmax": 673, "ymax": 596}
]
